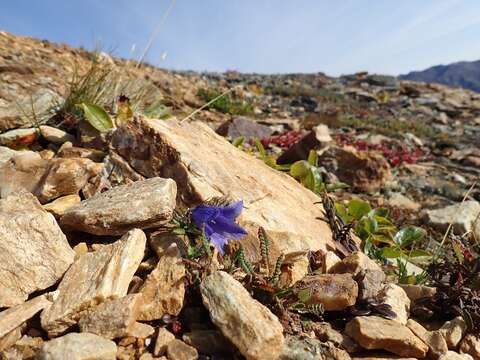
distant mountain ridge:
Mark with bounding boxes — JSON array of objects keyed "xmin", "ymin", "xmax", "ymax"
[{"xmin": 399, "ymin": 60, "xmax": 480, "ymax": 93}]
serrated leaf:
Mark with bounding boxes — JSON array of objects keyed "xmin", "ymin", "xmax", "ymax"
[
  {"xmin": 393, "ymin": 226, "xmax": 426, "ymax": 247},
  {"xmin": 348, "ymin": 199, "xmax": 372, "ymax": 220},
  {"xmin": 79, "ymin": 103, "xmax": 113, "ymax": 132}
]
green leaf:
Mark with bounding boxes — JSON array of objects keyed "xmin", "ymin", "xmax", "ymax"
[
  {"xmin": 116, "ymin": 102, "xmax": 133, "ymax": 123},
  {"xmin": 393, "ymin": 226, "xmax": 426, "ymax": 247},
  {"xmin": 79, "ymin": 103, "xmax": 113, "ymax": 132},
  {"xmin": 360, "ymin": 216, "xmax": 378, "ymax": 235},
  {"xmin": 232, "ymin": 136, "xmax": 245, "ymax": 147},
  {"xmin": 348, "ymin": 199, "xmax": 372, "ymax": 220},
  {"xmin": 307, "ymin": 150, "xmax": 318, "ymax": 166},
  {"xmin": 290, "ymin": 160, "xmax": 311, "ymax": 180},
  {"xmin": 326, "ymin": 182, "xmax": 350, "ymax": 192},
  {"xmin": 254, "ymin": 138, "xmax": 266, "ymax": 159},
  {"xmin": 408, "ymin": 249, "xmax": 431, "ymax": 258},
  {"xmin": 335, "ymin": 203, "xmax": 350, "ymax": 223},
  {"xmin": 368, "ymin": 208, "xmax": 389, "ymax": 218},
  {"xmin": 382, "ymin": 247, "xmax": 403, "ymax": 258},
  {"xmin": 275, "ymin": 163, "xmax": 292, "ymax": 172}
]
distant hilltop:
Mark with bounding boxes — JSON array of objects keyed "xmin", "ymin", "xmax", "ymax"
[{"xmin": 399, "ymin": 59, "xmax": 480, "ymax": 93}]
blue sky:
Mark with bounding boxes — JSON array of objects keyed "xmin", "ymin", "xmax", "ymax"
[{"xmin": 2, "ymin": 0, "xmax": 480, "ymax": 76}]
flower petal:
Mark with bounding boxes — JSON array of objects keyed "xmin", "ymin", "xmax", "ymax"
[
  {"xmin": 191, "ymin": 205, "xmax": 219, "ymax": 227},
  {"xmin": 209, "ymin": 232, "xmax": 229, "ymax": 255},
  {"xmin": 213, "ymin": 215, "xmax": 248, "ymax": 239},
  {"xmin": 219, "ymin": 200, "xmax": 244, "ymax": 221}
]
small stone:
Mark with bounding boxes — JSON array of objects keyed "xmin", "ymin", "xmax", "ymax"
[
  {"xmin": 0, "ymin": 295, "xmax": 51, "ymax": 338},
  {"xmin": 0, "ymin": 128, "xmax": 37, "ymax": 147},
  {"xmin": 43, "ymin": 194, "xmax": 81, "ymax": 217},
  {"xmin": 0, "ymin": 146, "xmax": 34, "ymax": 167},
  {"xmin": 216, "ymin": 116, "xmax": 273, "ymax": 139},
  {"xmin": 345, "ymin": 316, "xmax": 429, "ymax": 358},
  {"xmin": 182, "ymin": 330, "xmax": 234, "ymax": 355},
  {"xmin": 357, "ymin": 269, "xmax": 386, "ymax": 301},
  {"xmin": 37, "ymin": 332, "xmax": 117, "ymax": 360},
  {"xmin": 329, "ymin": 251, "xmax": 382, "ymax": 276},
  {"xmin": 138, "ymin": 244, "xmax": 185, "ymax": 321},
  {"xmin": 280, "ymin": 335, "xmax": 351, "ymax": 360},
  {"xmin": 0, "ymin": 191, "xmax": 74, "ymax": 307},
  {"xmin": 0, "ymin": 154, "xmax": 102, "ymax": 203},
  {"xmin": 399, "ymin": 284, "xmax": 437, "ymax": 302},
  {"xmin": 459, "ymin": 334, "xmax": 480, "ymax": 359},
  {"xmin": 73, "ymin": 242, "xmax": 88, "ymax": 259},
  {"xmin": 200, "ymin": 271, "xmax": 284, "ymax": 360},
  {"xmin": 39, "ymin": 125, "xmax": 75, "ymax": 144},
  {"xmin": 126, "ymin": 322, "xmax": 155, "ymax": 339},
  {"xmin": 424, "ymin": 201, "xmax": 480, "ymax": 235},
  {"xmin": 379, "ymin": 284, "xmax": 410, "ymax": 325},
  {"xmin": 166, "ymin": 339, "xmax": 198, "ymax": 360},
  {"xmin": 439, "ymin": 317, "xmax": 467, "ymax": 350},
  {"xmin": 312, "ymin": 322, "xmax": 359, "ymax": 353},
  {"xmin": 41, "ymin": 229, "xmax": 146, "ymax": 337},
  {"xmin": 280, "ymin": 251, "xmax": 309, "ymax": 286},
  {"xmin": 78, "ymin": 294, "xmax": 143, "ymax": 339},
  {"xmin": 154, "ymin": 328, "xmax": 175, "ymax": 357},
  {"xmin": 407, "ymin": 319, "xmax": 448, "ymax": 358},
  {"xmin": 300, "ymin": 274, "xmax": 358, "ymax": 311},
  {"xmin": 0, "ymin": 326, "xmax": 22, "ymax": 351},
  {"xmin": 60, "ymin": 177, "xmax": 177, "ymax": 235},
  {"xmin": 439, "ymin": 351, "xmax": 474, "ymax": 360},
  {"xmin": 323, "ymin": 251, "xmax": 341, "ymax": 273},
  {"xmin": 388, "ymin": 193, "xmax": 420, "ymax": 211}
]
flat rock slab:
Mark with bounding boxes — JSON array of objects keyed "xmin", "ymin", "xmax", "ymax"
[
  {"xmin": 41, "ymin": 229, "xmax": 146, "ymax": 337},
  {"xmin": 37, "ymin": 332, "xmax": 117, "ymax": 360},
  {"xmin": 60, "ymin": 177, "xmax": 176, "ymax": 235},
  {"xmin": 345, "ymin": 316, "xmax": 428, "ymax": 358},
  {"xmin": 0, "ymin": 294, "xmax": 51, "ymax": 338},
  {"xmin": 0, "ymin": 191, "xmax": 74, "ymax": 307},
  {"xmin": 200, "ymin": 271, "xmax": 284, "ymax": 360},
  {"xmin": 112, "ymin": 118, "xmax": 335, "ymax": 257}
]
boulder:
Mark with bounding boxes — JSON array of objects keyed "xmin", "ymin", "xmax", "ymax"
[
  {"xmin": 345, "ymin": 316, "xmax": 429, "ymax": 358},
  {"xmin": 0, "ymin": 191, "xmax": 74, "ymax": 306},
  {"xmin": 60, "ymin": 177, "xmax": 176, "ymax": 235},
  {"xmin": 36, "ymin": 333, "xmax": 117, "ymax": 360},
  {"xmin": 200, "ymin": 271, "xmax": 284, "ymax": 360},
  {"xmin": 137, "ymin": 244, "xmax": 185, "ymax": 321},
  {"xmin": 41, "ymin": 229, "xmax": 146, "ymax": 337},
  {"xmin": 300, "ymin": 274, "xmax": 358, "ymax": 311},
  {"xmin": 111, "ymin": 118, "xmax": 335, "ymax": 258}
]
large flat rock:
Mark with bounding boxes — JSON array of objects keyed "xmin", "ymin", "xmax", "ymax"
[
  {"xmin": 112, "ymin": 118, "xmax": 335, "ymax": 258},
  {"xmin": 40, "ymin": 229, "xmax": 146, "ymax": 337},
  {"xmin": 0, "ymin": 191, "xmax": 75, "ymax": 307},
  {"xmin": 60, "ymin": 177, "xmax": 176, "ymax": 235}
]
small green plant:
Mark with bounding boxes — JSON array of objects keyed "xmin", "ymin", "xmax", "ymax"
[
  {"xmin": 197, "ymin": 88, "xmax": 253, "ymax": 115},
  {"xmin": 254, "ymin": 138, "xmax": 291, "ymax": 171}
]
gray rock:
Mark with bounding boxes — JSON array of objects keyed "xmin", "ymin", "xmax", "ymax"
[
  {"xmin": 424, "ymin": 201, "xmax": 480, "ymax": 235},
  {"xmin": 60, "ymin": 177, "xmax": 176, "ymax": 235}
]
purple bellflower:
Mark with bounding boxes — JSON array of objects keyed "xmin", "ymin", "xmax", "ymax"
[{"xmin": 191, "ymin": 200, "xmax": 247, "ymax": 255}]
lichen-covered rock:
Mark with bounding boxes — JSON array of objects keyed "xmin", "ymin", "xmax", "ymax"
[
  {"xmin": 78, "ymin": 294, "xmax": 143, "ymax": 339},
  {"xmin": 200, "ymin": 271, "xmax": 284, "ymax": 360},
  {"xmin": 60, "ymin": 177, "xmax": 176, "ymax": 235},
  {"xmin": 0, "ymin": 191, "xmax": 74, "ymax": 307},
  {"xmin": 37, "ymin": 333, "xmax": 117, "ymax": 360},
  {"xmin": 111, "ymin": 118, "xmax": 335, "ymax": 258},
  {"xmin": 345, "ymin": 316, "xmax": 429, "ymax": 358},
  {"xmin": 41, "ymin": 229, "xmax": 146, "ymax": 337}
]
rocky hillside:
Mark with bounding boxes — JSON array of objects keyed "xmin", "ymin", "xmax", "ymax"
[
  {"xmin": 1, "ymin": 30, "xmax": 480, "ymax": 359},
  {"xmin": 400, "ymin": 60, "xmax": 480, "ymax": 93}
]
